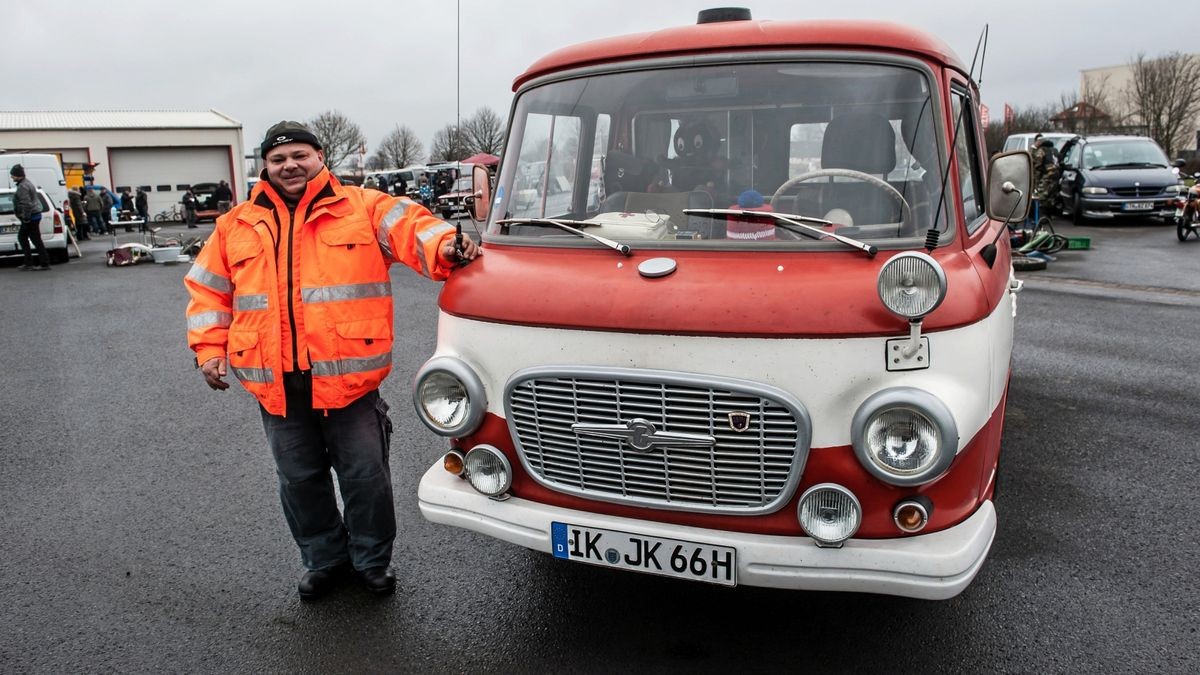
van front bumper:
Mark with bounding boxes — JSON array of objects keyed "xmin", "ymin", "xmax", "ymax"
[{"xmin": 418, "ymin": 463, "xmax": 996, "ymax": 600}]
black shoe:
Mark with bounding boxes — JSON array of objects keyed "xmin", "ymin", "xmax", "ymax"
[
  {"xmin": 297, "ymin": 564, "xmax": 348, "ymax": 601},
  {"xmin": 16, "ymin": 264, "xmax": 32, "ymax": 271},
  {"xmin": 357, "ymin": 566, "xmax": 395, "ymax": 595}
]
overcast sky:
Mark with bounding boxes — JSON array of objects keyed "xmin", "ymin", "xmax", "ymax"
[{"xmin": 8, "ymin": 0, "xmax": 1195, "ymax": 162}]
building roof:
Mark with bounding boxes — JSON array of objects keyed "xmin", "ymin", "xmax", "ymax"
[
  {"xmin": 0, "ymin": 109, "xmax": 241, "ymax": 131},
  {"xmin": 515, "ymin": 18, "xmax": 968, "ymax": 90},
  {"xmin": 1050, "ymin": 102, "xmax": 1109, "ymax": 122}
]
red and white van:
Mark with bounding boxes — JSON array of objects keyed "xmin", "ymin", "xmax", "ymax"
[{"xmin": 413, "ymin": 9, "xmax": 1032, "ymax": 599}]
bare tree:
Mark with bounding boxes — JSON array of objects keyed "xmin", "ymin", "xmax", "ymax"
[
  {"xmin": 371, "ymin": 125, "xmax": 425, "ymax": 169},
  {"xmin": 1124, "ymin": 52, "xmax": 1200, "ymax": 158},
  {"xmin": 429, "ymin": 124, "xmax": 470, "ymax": 162},
  {"xmin": 463, "ymin": 107, "xmax": 506, "ymax": 156},
  {"xmin": 307, "ymin": 110, "xmax": 367, "ymax": 171}
]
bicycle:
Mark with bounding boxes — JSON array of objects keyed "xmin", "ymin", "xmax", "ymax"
[{"xmin": 153, "ymin": 203, "xmax": 183, "ymax": 223}]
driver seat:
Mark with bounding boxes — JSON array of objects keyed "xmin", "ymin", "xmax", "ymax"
[{"xmin": 820, "ymin": 111, "xmax": 899, "ymax": 225}]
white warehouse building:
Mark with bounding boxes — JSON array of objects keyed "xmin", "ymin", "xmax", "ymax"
[{"xmin": 0, "ymin": 110, "xmax": 246, "ymax": 217}]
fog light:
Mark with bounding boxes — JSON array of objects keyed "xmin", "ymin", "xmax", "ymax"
[
  {"xmin": 893, "ymin": 498, "xmax": 931, "ymax": 533},
  {"xmin": 464, "ymin": 445, "xmax": 511, "ymax": 497},
  {"xmin": 443, "ymin": 450, "xmax": 465, "ymax": 477},
  {"xmin": 797, "ymin": 484, "xmax": 861, "ymax": 548}
]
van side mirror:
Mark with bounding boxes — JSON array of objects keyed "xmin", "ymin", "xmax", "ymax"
[
  {"xmin": 1173, "ymin": 158, "xmax": 1186, "ymax": 169},
  {"xmin": 986, "ymin": 150, "xmax": 1032, "ymax": 223},
  {"xmin": 469, "ymin": 164, "xmax": 492, "ymax": 223}
]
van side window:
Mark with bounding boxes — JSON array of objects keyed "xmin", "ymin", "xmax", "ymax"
[{"xmin": 951, "ymin": 89, "xmax": 986, "ymax": 233}]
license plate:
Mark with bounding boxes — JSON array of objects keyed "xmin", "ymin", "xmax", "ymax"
[
  {"xmin": 1124, "ymin": 202, "xmax": 1152, "ymax": 211},
  {"xmin": 0, "ymin": 224, "xmax": 17, "ymax": 234},
  {"xmin": 551, "ymin": 522, "xmax": 736, "ymax": 586}
]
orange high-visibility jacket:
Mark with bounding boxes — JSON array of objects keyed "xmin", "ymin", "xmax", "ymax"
[{"xmin": 185, "ymin": 169, "xmax": 460, "ymax": 416}]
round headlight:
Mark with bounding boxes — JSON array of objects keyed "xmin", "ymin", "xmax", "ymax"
[
  {"xmin": 412, "ymin": 357, "xmax": 487, "ymax": 437},
  {"xmin": 851, "ymin": 388, "xmax": 958, "ymax": 487},
  {"xmin": 797, "ymin": 484, "xmax": 861, "ymax": 547},
  {"xmin": 877, "ymin": 251, "xmax": 947, "ymax": 319},
  {"xmin": 464, "ymin": 445, "xmax": 511, "ymax": 496}
]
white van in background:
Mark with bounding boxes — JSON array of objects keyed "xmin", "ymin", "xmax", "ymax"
[{"xmin": 0, "ymin": 153, "xmax": 70, "ymax": 215}]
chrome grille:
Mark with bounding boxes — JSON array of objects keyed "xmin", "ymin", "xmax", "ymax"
[{"xmin": 505, "ymin": 368, "xmax": 810, "ymax": 514}]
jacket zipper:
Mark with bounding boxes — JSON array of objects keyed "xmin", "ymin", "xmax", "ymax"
[{"xmin": 285, "ymin": 204, "xmax": 299, "ymax": 370}]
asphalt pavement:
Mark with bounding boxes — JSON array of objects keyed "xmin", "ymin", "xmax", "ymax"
[{"xmin": 0, "ymin": 217, "xmax": 1197, "ymax": 673}]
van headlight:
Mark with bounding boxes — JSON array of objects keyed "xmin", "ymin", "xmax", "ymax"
[
  {"xmin": 851, "ymin": 388, "xmax": 958, "ymax": 486},
  {"xmin": 877, "ymin": 252, "xmax": 947, "ymax": 319},
  {"xmin": 464, "ymin": 445, "xmax": 512, "ymax": 497},
  {"xmin": 412, "ymin": 356, "xmax": 486, "ymax": 437},
  {"xmin": 1081, "ymin": 186, "xmax": 1108, "ymax": 195}
]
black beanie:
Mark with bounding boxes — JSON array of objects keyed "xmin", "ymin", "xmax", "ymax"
[
  {"xmin": 260, "ymin": 120, "xmax": 323, "ymax": 158},
  {"xmin": 9, "ymin": 164, "xmax": 25, "ymax": 178}
]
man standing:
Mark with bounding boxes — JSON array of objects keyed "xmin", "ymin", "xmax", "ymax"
[
  {"xmin": 182, "ymin": 187, "xmax": 198, "ymax": 228},
  {"xmin": 184, "ymin": 120, "xmax": 479, "ymax": 601},
  {"xmin": 68, "ymin": 187, "xmax": 88, "ymax": 241},
  {"xmin": 100, "ymin": 187, "xmax": 114, "ymax": 234},
  {"xmin": 135, "ymin": 188, "xmax": 150, "ymax": 233},
  {"xmin": 83, "ymin": 187, "xmax": 104, "ymax": 236},
  {"xmin": 213, "ymin": 180, "xmax": 233, "ymax": 214},
  {"xmin": 10, "ymin": 165, "xmax": 50, "ymax": 271}
]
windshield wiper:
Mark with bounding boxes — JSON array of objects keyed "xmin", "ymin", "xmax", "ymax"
[
  {"xmin": 497, "ymin": 217, "xmax": 632, "ymax": 256},
  {"xmin": 682, "ymin": 208, "xmax": 877, "ymax": 257}
]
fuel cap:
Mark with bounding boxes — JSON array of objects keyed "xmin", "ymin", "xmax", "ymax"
[{"xmin": 638, "ymin": 257, "xmax": 677, "ymax": 278}]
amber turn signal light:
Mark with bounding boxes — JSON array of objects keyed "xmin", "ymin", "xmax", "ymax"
[
  {"xmin": 892, "ymin": 498, "xmax": 931, "ymax": 533},
  {"xmin": 443, "ymin": 450, "xmax": 465, "ymax": 477}
]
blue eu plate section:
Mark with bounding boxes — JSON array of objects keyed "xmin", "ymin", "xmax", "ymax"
[{"xmin": 551, "ymin": 522, "xmax": 569, "ymax": 559}]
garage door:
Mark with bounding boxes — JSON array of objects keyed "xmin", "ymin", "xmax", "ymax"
[{"xmin": 110, "ymin": 146, "xmax": 231, "ymax": 218}]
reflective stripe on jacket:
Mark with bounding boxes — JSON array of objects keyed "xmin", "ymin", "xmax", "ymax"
[{"xmin": 184, "ymin": 168, "xmax": 459, "ymax": 416}]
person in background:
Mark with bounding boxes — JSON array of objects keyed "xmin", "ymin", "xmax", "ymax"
[
  {"xmin": 418, "ymin": 175, "xmax": 432, "ymax": 208},
  {"xmin": 84, "ymin": 187, "xmax": 104, "ymax": 236},
  {"xmin": 68, "ymin": 187, "xmax": 88, "ymax": 241},
  {"xmin": 184, "ymin": 120, "xmax": 479, "ymax": 602},
  {"xmin": 10, "ymin": 164, "xmax": 50, "ymax": 270},
  {"xmin": 135, "ymin": 188, "xmax": 150, "ymax": 233},
  {"xmin": 100, "ymin": 187, "xmax": 114, "ymax": 234},
  {"xmin": 213, "ymin": 180, "xmax": 233, "ymax": 214},
  {"xmin": 119, "ymin": 189, "xmax": 135, "ymax": 232},
  {"xmin": 395, "ymin": 174, "xmax": 408, "ymax": 199},
  {"xmin": 182, "ymin": 187, "xmax": 198, "ymax": 228}
]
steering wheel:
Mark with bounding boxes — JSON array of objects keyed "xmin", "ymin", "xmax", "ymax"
[{"xmin": 771, "ymin": 168, "xmax": 913, "ymax": 236}]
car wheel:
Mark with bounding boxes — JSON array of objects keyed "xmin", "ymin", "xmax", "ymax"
[{"xmin": 1011, "ymin": 255, "xmax": 1047, "ymax": 272}]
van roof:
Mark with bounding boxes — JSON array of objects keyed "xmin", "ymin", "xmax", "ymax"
[{"xmin": 515, "ymin": 18, "xmax": 967, "ymax": 90}]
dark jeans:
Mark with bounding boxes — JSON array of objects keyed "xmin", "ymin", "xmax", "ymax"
[
  {"xmin": 137, "ymin": 208, "xmax": 149, "ymax": 233},
  {"xmin": 259, "ymin": 372, "xmax": 396, "ymax": 572},
  {"xmin": 18, "ymin": 218, "xmax": 49, "ymax": 267},
  {"xmin": 185, "ymin": 206, "xmax": 197, "ymax": 226},
  {"xmin": 87, "ymin": 212, "xmax": 104, "ymax": 235}
]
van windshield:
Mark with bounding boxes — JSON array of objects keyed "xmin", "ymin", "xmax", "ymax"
[{"xmin": 489, "ymin": 61, "xmax": 949, "ymax": 248}]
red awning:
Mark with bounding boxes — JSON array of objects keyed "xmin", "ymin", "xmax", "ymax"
[{"xmin": 462, "ymin": 153, "xmax": 500, "ymax": 166}]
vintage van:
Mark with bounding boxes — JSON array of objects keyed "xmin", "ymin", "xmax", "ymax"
[{"xmin": 413, "ymin": 9, "xmax": 1032, "ymax": 599}]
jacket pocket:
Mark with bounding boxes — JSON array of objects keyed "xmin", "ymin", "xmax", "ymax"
[
  {"xmin": 318, "ymin": 222, "xmax": 375, "ymax": 248},
  {"xmin": 226, "ymin": 237, "xmax": 263, "ymax": 267},
  {"xmin": 318, "ymin": 317, "xmax": 394, "ymax": 382},
  {"xmin": 227, "ymin": 329, "xmax": 272, "ymax": 384}
]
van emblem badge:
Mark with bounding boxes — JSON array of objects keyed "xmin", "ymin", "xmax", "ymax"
[{"xmin": 728, "ymin": 412, "xmax": 752, "ymax": 432}]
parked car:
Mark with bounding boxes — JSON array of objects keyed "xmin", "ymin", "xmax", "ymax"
[
  {"xmin": 1057, "ymin": 135, "xmax": 1180, "ymax": 224},
  {"xmin": 1002, "ymin": 132, "xmax": 1074, "ymax": 155},
  {"xmin": 435, "ymin": 176, "xmax": 474, "ymax": 218},
  {"xmin": 0, "ymin": 186, "xmax": 73, "ymax": 264},
  {"xmin": 190, "ymin": 182, "xmax": 221, "ymax": 222},
  {"xmin": 413, "ymin": 10, "xmax": 1032, "ymax": 600}
]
